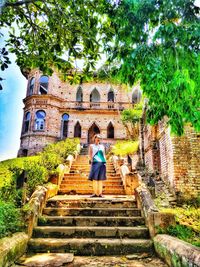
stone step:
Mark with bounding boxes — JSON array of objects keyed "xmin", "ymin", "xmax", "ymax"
[
  {"xmin": 46, "ymin": 196, "xmax": 136, "ymax": 208},
  {"xmin": 42, "ymin": 207, "xmax": 141, "ymax": 217},
  {"xmin": 38, "ymin": 216, "xmax": 144, "ymax": 227},
  {"xmin": 58, "ymin": 189, "xmax": 125, "ymax": 195},
  {"xmin": 61, "ymin": 181, "xmax": 122, "ymax": 186},
  {"xmin": 59, "ymin": 185, "xmax": 124, "ymax": 191},
  {"xmin": 70, "ymin": 165, "xmax": 114, "ymax": 168},
  {"xmin": 64, "ymin": 173, "xmax": 121, "ymax": 178},
  {"xmin": 28, "ymin": 238, "xmax": 153, "ymax": 255},
  {"xmin": 62, "ymin": 177, "xmax": 122, "ymax": 182},
  {"xmin": 70, "ymin": 169, "xmax": 115, "ymax": 173},
  {"xmin": 70, "ymin": 168, "xmax": 115, "ymax": 172},
  {"xmin": 33, "ymin": 226, "xmax": 149, "ymax": 239}
]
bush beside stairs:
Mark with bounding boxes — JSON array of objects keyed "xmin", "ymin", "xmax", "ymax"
[{"xmin": 28, "ymin": 152, "xmax": 153, "ymax": 256}]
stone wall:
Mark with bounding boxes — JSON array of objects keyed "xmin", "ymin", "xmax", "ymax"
[{"xmin": 141, "ymin": 115, "xmax": 200, "ymax": 199}]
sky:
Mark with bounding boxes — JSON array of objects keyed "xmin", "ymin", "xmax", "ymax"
[{"xmin": 0, "ymin": 50, "xmax": 27, "ymax": 161}]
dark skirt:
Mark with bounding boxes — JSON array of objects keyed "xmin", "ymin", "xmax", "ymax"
[{"xmin": 88, "ymin": 162, "xmax": 107, "ymax": 181}]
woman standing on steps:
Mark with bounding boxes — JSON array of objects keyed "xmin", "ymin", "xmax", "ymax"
[{"xmin": 88, "ymin": 134, "xmax": 107, "ymax": 197}]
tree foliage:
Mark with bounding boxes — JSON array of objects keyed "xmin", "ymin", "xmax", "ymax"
[
  {"xmin": 0, "ymin": 0, "xmax": 200, "ymax": 134},
  {"xmin": 111, "ymin": 140, "xmax": 139, "ymax": 157},
  {"xmin": 106, "ymin": 0, "xmax": 200, "ymax": 134},
  {"xmin": 0, "ymin": 0, "xmax": 113, "ymax": 82},
  {"xmin": 121, "ymin": 103, "xmax": 143, "ymax": 139}
]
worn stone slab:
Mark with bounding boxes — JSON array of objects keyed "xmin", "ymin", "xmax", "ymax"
[
  {"xmin": 154, "ymin": 234, "xmax": 200, "ymax": 267},
  {"xmin": 67, "ymin": 255, "xmax": 168, "ymax": 267},
  {"xmin": 19, "ymin": 253, "xmax": 73, "ymax": 267}
]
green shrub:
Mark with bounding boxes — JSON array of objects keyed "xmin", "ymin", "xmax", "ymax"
[
  {"xmin": 111, "ymin": 140, "xmax": 139, "ymax": 157},
  {"xmin": 162, "ymin": 206, "xmax": 200, "ymax": 247},
  {"xmin": 0, "ymin": 200, "xmax": 23, "ymax": 238},
  {"xmin": 25, "ymin": 161, "xmax": 48, "ymax": 194},
  {"xmin": 167, "ymin": 224, "xmax": 194, "ymax": 240},
  {"xmin": 41, "ymin": 138, "xmax": 80, "ymax": 173}
]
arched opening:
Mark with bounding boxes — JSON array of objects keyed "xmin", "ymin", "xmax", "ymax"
[
  {"xmin": 21, "ymin": 149, "xmax": 28, "ymax": 157},
  {"xmin": 132, "ymin": 89, "xmax": 142, "ymax": 104},
  {"xmin": 76, "ymin": 86, "xmax": 83, "ymax": 102},
  {"xmin": 107, "ymin": 122, "xmax": 114, "ymax": 138},
  {"xmin": 39, "ymin": 75, "xmax": 49, "ymax": 94},
  {"xmin": 74, "ymin": 121, "xmax": 81, "ymax": 138},
  {"xmin": 108, "ymin": 90, "xmax": 114, "ymax": 102},
  {"xmin": 28, "ymin": 77, "xmax": 35, "ymax": 95},
  {"xmin": 90, "ymin": 88, "xmax": 100, "ymax": 102},
  {"xmin": 61, "ymin": 113, "xmax": 69, "ymax": 139},
  {"xmin": 35, "ymin": 110, "xmax": 46, "ymax": 130},
  {"xmin": 24, "ymin": 112, "xmax": 31, "ymax": 133},
  {"xmin": 88, "ymin": 123, "xmax": 100, "ymax": 143}
]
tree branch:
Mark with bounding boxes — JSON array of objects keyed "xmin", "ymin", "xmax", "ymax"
[{"xmin": 5, "ymin": 0, "xmax": 43, "ymax": 7}]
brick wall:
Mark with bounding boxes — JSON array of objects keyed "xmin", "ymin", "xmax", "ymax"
[
  {"xmin": 171, "ymin": 126, "xmax": 200, "ymax": 199},
  {"xmin": 141, "ymin": 116, "xmax": 200, "ymax": 199}
]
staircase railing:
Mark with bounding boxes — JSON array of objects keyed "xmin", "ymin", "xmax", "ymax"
[
  {"xmin": 111, "ymin": 155, "xmax": 175, "ymax": 238},
  {"xmin": 24, "ymin": 148, "xmax": 80, "ymax": 238}
]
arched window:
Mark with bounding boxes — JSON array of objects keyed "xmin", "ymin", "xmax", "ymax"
[
  {"xmin": 74, "ymin": 121, "xmax": 81, "ymax": 138},
  {"xmin": 76, "ymin": 86, "xmax": 83, "ymax": 102},
  {"xmin": 132, "ymin": 89, "xmax": 142, "ymax": 104},
  {"xmin": 24, "ymin": 112, "xmax": 31, "ymax": 133},
  {"xmin": 39, "ymin": 75, "xmax": 49, "ymax": 94},
  {"xmin": 28, "ymin": 77, "xmax": 35, "ymax": 95},
  {"xmin": 35, "ymin": 110, "xmax": 46, "ymax": 130},
  {"xmin": 107, "ymin": 122, "xmax": 114, "ymax": 138},
  {"xmin": 90, "ymin": 88, "xmax": 100, "ymax": 102},
  {"xmin": 61, "ymin": 113, "xmax": 69, "ymax": 138},
  {"xmin": 108, "ymin": 90, "xmax": 114, "ymax": 102}
]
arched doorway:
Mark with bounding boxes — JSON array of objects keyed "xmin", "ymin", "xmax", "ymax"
[
  {"xmin": 88, "ymin": 123, "xmax": 100, "ymax": 143},
  {"xmin": 107, "ymin": 122, "xmax": 114, "ymax": 138},
  {"xmin": 74, "ymin": 121, "xmax": 81, "ymax": 138}
]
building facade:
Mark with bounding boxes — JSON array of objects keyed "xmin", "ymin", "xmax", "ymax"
[{"xmin": 18, "ymin": 69, "xmax": 140, "ymax": 156}]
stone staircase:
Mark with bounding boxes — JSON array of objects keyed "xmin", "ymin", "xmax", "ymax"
[
  {"xmin": 59, "ymin": 154, "xmax": 125, "ymax": 195},
  {"xmin": 28, "ymin": 153, "xmax": 153, "ymax": 256}
]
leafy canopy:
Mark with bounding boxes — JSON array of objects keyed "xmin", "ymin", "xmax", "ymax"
[
  {"xmin": 106, "ymin": 0, "xmax": 200, "ymax": 134},
  {"xmin": 0, "ymin": 0, "xmax": 200, "ymax": 134}
]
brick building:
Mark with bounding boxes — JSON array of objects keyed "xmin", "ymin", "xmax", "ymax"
[{"xmin": 18, "ymin": 69, "xmax": 140, "ymax": 156}]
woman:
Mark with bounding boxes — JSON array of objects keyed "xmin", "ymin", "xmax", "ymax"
[{"xmin": 88, "ymin": 134, "xmax": 107, "ymax": 197}]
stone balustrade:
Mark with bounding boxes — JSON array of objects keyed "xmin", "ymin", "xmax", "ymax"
[
  {"xmin": 68, "ymin": 101, "xmax": 131, "ymax": 110},
  {"xmin": 111, "ymin": 155, "xmax": 175, "ymax": 238},
  {"xmin": 135, "ymin": 180, "xmax": 176, "ymax": 238},
  {"xmin": 154, "ymin": 235, "xmax": 200, "ymax": 267}
]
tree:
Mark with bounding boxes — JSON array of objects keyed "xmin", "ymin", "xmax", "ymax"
[
  {"xmin": 0, "ymin": 0, "xmax": 114, "ymax": 85},
  {"xmin": 0, "ymin": 0, "xmax": 199, "ymax": 134},
  {"xmin": 121, "ymin": 103, "xmax": 143, "ymax": 139},
  {"xmin": 105, "ymin": 0, "xmax": 200, "ymax": 135}
]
